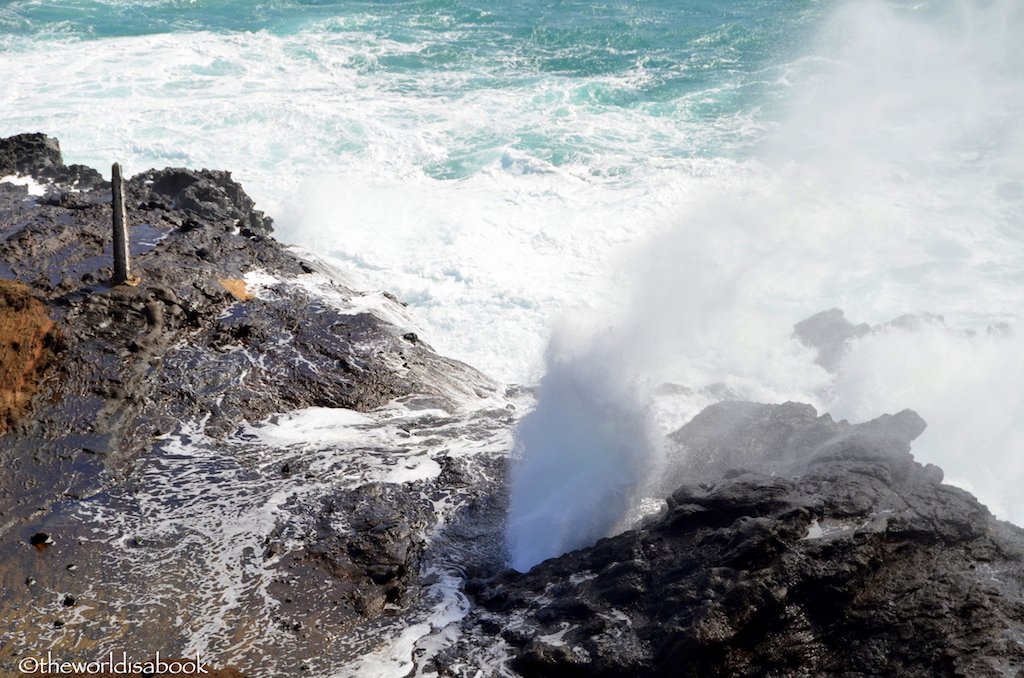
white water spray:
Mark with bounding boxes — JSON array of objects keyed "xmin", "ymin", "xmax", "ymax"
[
  {"xmin": 507, "ymin": 0, "xmax": 1024, "ymax": 571},
  {"xmin": 505, "ymin": 322, "xmax": 656, "ymax": 572}
]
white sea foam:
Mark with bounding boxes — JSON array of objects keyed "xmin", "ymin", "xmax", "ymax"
[
  {"xmin": 0, "ymin": 174, "xmax": 47, "ymax": 195},
  {"xmin": 0, "ymin": 22, "xmax": 758, "ymax": 382},
  {"xmin": 63, "ymin": 397, "xmax": 516, "ymax": 676},
  {"xmin": 274, "ymin": 165, "xmax": 703, "ymax": 382}
]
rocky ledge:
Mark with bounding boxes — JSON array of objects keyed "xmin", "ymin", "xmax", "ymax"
[
  {"xmin": 441, "ymin": 400, "xmax": 1024, "ymax": 677},
  {"xmin": 0, "ymin": 132, "xmax": 497, "ymax": 528},
  {"xmin": 0, "ymin": 133, "xmax": 504, "ymax": 676}
]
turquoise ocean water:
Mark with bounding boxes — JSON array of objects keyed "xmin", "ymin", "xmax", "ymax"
[
  {"xmin": 3, "ymin": 0, "xmax": 1024, "ymax": 575},
  {"xmin": 1, "ymin": 0, "xmax": 829, "ymax": 380}
]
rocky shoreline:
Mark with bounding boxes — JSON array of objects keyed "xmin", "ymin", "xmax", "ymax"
[
  {"xmin": 0, "ymin": 133, "xmax": 505, "ymax": 676},
  {"xmin": 3, "ymin": 133, "xmax": 1024, "ymax": 677},
  {"xmin": 448, "ymin": 402, "xmax": 1024, "ymax": 677},
  {"xmin": 0, "ymin": 133, "xmax": 498, "ymax": 521}
]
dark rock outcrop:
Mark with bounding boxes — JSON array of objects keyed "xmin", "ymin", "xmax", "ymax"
[
  {"xmin": 0, "ymin": 132, "xmax": 107, "ymax": 191},
  {"xmin": 792, "ymin": 308, "xmax": 871, "ymax": 372},
  {"xmin": 266, "ymin": 481, "xmax": 436, "ymax": 635},
  {"xmin": 0, "ymin": 134, "xmax": 504, "ymax": 675},
  {"xmin": 453, "ymin": 401, "xmax": 1024, "ymax": 678},
  {"xmin": 0, "ymin": 132, "xmax": 495, "ymax": 524},
  {"xmin": 128, "ymin": 167, "xmax": 274, "ymax": 235},
  {"xmin": 0, "ymin": 133, "xmax": 63, "ymax": 176}
]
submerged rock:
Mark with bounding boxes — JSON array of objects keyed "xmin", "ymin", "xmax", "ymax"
[{"xmin": 451, "ymin": 401, "xmax": 1024, "ymax": 678}]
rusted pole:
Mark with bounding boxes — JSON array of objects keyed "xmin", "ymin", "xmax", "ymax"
[{"xmin": 111, "ymin": 162, "xmax": 130, "ymax": 284}]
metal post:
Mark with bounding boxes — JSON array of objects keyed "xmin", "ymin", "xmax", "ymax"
[{"xmin": 111, "ymin": 162, "xmax": 130, "ymax": 284}]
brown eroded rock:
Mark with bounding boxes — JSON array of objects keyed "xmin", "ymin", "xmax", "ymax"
[
  {"xmin": 0, "ymin": 279, "xmax": 61, "ymax": 434},
  {"xmin": 217, "ymin": 277, "xmax": 254, "ymax": 301}
]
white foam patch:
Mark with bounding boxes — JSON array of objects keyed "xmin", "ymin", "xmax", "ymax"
[
  {"xmin": 0, "ymin": 174, "xmax": 47, "ymax": 195},
  {"xmin": 246, "ymin": 407, "xmax": 371, "ymax": 446},
  {"xmin": 344, "ymin": 621, "xmax": 433, "ymax": 678},
  {"xmin": 65, "ymin": 395, "xmax": 517, "ymax": 675},
  {"xmin": 382, "ymin": 455, "xmax": 442, "ymax": 484},
  {"xmin": 347, "ymin": 566, "xmax": 471, "ymax": 678},
  {"xmin": 240, "ymin": 269, "xmax": 281, "ymax": 297}
]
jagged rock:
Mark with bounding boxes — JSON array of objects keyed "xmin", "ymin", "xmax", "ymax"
[
  {"xmin": 266, "ymin": 482, "xmax": 436, "ymax": 633},
  {"xmin": 129, "ymin": 167, "xmax": 274, "ymax": 234},
  {"xmin": 0, "ymin": 133, "xmax": 63, "ymax": 176},
  {"xmin": 454, "ymin": 401, "xmax": 1024, "ymax": 678},
  {"xmin": 661, "ymin": 401, "xmax": 839, "ymax": 490},
  {"xmin": 0, "ymin": 135, "xmax": 509, "ymax": 675},
  {"xmin": 792, "ymin": 308, "xmax": 871, "ymax": 372},
  {"xmin": 0, "ymin": 133, "xmax": 496, "ymax": 527},
  {"xmin": 0, "ymin": 132, "xmax": 106, "ymax": 191}
]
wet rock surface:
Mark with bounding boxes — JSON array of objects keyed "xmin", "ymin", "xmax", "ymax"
[
  {"xmin": 452, "ymin": 401, "xmax": 1024, "ymax": 678},
  {"xmin": 267, "ymin": 481, "xmax": 438, "ymax": 634},
  {"xmin": 0, "ymin": 134, "xmax": 504, "ymax": 675},
  {"xmin": 0, "ymin": 132, "xmax": 496, "ymax": 528}
]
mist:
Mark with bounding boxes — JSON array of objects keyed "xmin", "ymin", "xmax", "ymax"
[{"xmin": 506, "ymin": 0, "xmax": 1024, "ymax": 571}]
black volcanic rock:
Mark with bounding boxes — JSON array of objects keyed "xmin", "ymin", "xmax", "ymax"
[
  {"xmin": 267, "ymin": 481, "xmax": 436, "ymax": 626},
  {"xmin": 661, "ymin": 401, "xmax": 839, "ymax": 490},
  {"xmin": 0, "ymin": 134, "xmax": 511, "ymax": 675},
  {"xmin": 128, "ymin": 167, "xmax": 274, "ymax": 234},
  {"xmin": 452, "ymin": 401, "xmax": 1024, "ymax": 678},
  {"xmin": 0, "ymin": 132, "xmax": 107, "ymax": 191},
  {"xmin": 0, "ymin": 133, "xmax": 63, "ymax": 176},
  {"xmin": 0, "ymin": 135, "xmax": 496, "ymax": 528},
  {"xmin": 792, "ymin": 308, "xmax": 871, "ymax": 372}
]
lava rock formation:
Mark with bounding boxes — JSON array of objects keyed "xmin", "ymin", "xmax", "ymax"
[{"xmin": 452, "ymin": 402, "xmax": 1024, "ymax": 678}]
